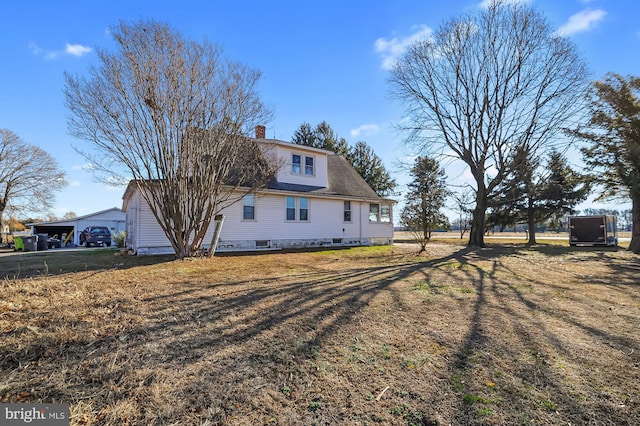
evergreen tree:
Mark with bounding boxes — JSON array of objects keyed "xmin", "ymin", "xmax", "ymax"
[
  {"xmin": 538, "ymin": 151, "xmax": 591, "ymax": 231},
  {"xmin": 291, "ymin": 121, "xmax": 349, "ymax": 157},
  {"xmin": 488, "ymin": 149, "xmax": 589, "ymax": 243},
  {"xmin": 291, "ymin": 122, "xmax": 396, "ymax": 197},
  {"xmin": 291, "ymin": 122, "xmax": 315, "ymax": 147},
  {"xmin": 400, "ymin": 156, "xmax": 450, "ymax": 253},
  {"xmin": 347, "ymin": 141, "xmax": 397, "ymax": 197},
  {"xmin": 314, "ymin": 121, "xmax": 350, "ymax": 157},
  {"xmin": 487, "ymin": 147, "xmax": 539, "ymax": 233},
  {"xmin": 573, "ymin": 73, "xmax": 640, "ymax": 253}
]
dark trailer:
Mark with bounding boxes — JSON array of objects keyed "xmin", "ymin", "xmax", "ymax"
[{"xmin": 568, "ymin": 215, "xmax": 618, "ymax": 247}]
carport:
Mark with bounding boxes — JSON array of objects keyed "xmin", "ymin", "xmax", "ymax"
[{"xmin": 26, "ymin": 207, "xmax": 126, "ymax": 246}]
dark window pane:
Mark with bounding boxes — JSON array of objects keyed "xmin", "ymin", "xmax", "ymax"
[
  {"xmin": 305, "ymin": 157, "xmax": 314, "ymax": 175},
  {"xmin": 292, "ymin": 154, "xmax": 301, "ymax": 174}
]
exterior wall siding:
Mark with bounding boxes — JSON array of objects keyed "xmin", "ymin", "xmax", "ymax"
[{"xmin": 126, "ymin": 192, "xmax": 393, "ymax": 255}]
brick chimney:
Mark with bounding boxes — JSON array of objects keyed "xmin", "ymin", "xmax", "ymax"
[{"xmin": 255, "ymin": 125, "xmax": 266, "ymax": 139}]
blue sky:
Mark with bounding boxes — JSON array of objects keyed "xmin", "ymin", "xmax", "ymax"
[{"xmin": 1, "ymin": 0, "xmax": 638, "ymax": 219}]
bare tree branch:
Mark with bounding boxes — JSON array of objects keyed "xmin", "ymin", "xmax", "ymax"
[
  {"xmin": 64, "ymin": 20, "xmax": 275, "ymax": 258},
  {"xmin": 389, "ymin": 0, "xmax": 589, "ymax": 247},
  {"xmin": 0, "ymin": 129, "xmax": 67, "ymax": 230}
]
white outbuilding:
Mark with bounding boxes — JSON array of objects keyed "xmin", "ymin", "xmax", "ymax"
[{"xmin": 26, "ymin": 207, "xmax": 126, "ymax": 246}]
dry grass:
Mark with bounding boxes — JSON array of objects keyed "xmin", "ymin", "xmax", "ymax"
[{"xmin": 0, "ymin": 243, "xmax": 638, "ymax": 425}]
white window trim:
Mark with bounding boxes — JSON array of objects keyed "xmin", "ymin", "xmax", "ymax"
[
  {"xmin": 242, "ymin": 194, "xmax": 256, "ymax": 221},
  {"xmin": 291, "ymin": 152, "xmax": 316, "ymax": 177},
  {"xmin": 285, "ymin": 196, "xmax": 310, "ymax": 222},
  {"xmin": 369, "ymin": 203, "xmax": 391, "ymax": 223},
  {"xmin": 285, "ymin": 196, "xmax": 296, "ymax": 221},
  {"xmin": 343, "ymin": 200, "xmax": 352, "ymax": 223},
  {"xmin": 369, "ymin": 203, "xmax": 380, "ymax": 223},
  {"xmin": 291, "ymin": 154, "xmax": 302, "ymax": 175},
  {"xmin": 304, "ymin": 156, "xmax": 315, "ymax": 176}
]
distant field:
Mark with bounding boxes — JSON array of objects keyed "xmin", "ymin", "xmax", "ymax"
[
  {"xmin": 394, "ymin": 230, "xmax": 632, "ymax": 246},
  {"xmin": 1, "ymin": 243, "xmax": 638, "ymax": 425}
]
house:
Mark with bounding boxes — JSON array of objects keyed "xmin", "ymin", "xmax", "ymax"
[
  {"xmin": 25, "ymin": 207, "xmax": 126, "ymax": 246},
  {"xmin": 122, "ymin": 126, "xmax": 395, "ymax": 255}
]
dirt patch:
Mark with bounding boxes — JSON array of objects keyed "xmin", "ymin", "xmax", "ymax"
[{"xmin": 1, "ymin": 243, "xmax": 638, "ymax": 425}]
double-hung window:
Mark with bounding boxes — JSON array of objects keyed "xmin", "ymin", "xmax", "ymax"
[
  {"xmin": 299, "ymin": 198, "xmax": 309, "ymax": 221},
  {"xmin": 343, "ymin": 201, "xmax": 352, "ymax": 222},
  {"xmin": 286, "ymin": 196, "xmax": 309, "ymax": 221},
  {"xmin": 292, "ymin": 155, "xmax": 301, "ymax": 174},
  {"xmin": 305, "ymin": 157, "xmax": 314, "ymax": 175},
  {"xmin": 242, "ymin": 194, "xmax": 255, "ymax": 221},
  {"xmin": 286, "ymin": 196, "xmax": 296, "ymax": 221}
]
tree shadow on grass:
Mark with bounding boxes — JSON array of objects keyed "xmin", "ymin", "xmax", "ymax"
[
  {"xmin": 432, "ymin": 245, "xmax": 640, "ymax": 425},
  {"xmin": 1, "ymin": 244, "xmax": 638, "ymax": 425},
  {"xmin": 1, "ymin": 248, "xmax": 440, "ymax": 424}
]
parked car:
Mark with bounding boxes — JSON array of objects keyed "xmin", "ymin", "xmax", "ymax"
[
  {"xmin": 79, "ymin": 226, "xmax": 112, "ymax": 247},
  {"xmin": 47, "ymin": 235, "xmax": 62, "ymax": 249}
]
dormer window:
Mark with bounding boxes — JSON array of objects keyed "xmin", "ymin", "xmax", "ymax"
[
  {"xmin": 291, "ymin": 153, "xmax": 315, "ymax": 176},
  {"xmin": 292, "ymin": 154, "xmax": 301, "ymax": 174},
  {"xmin": 305, "ymin": 156, "xmax": 314, "ymax": 175}
]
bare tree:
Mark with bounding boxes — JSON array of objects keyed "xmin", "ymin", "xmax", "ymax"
[
  {"xmin": 0, "ymin": 129, "xmax": 66, "ymax": 232},
  {"xmin": 389, "ymin": 0, "xmax": 588, "ymax": 247},
  {"xmin": 451, "ymin": 190, "xmax": 474, "ymax": 240},
  {"xmin": 64, "ymin": 20, "xmax": 275, "ymax": 259}
]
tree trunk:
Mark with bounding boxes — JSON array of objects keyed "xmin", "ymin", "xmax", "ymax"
[
  {"xmin": 629, "ymin": 193, "xmax": 640, "ymax": 254},
  {"xmin": 469, "ymin": 188, "xmax": 487, "ymax": 247},
  {"xmin": 527, "ymin": 201, "xmax": 536, "ymax": 245}
]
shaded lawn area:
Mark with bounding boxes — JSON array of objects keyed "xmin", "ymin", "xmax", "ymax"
[
  {"xmin": 0, "ymin": 247, "xmax": 175, "ymax": 280},
  {"xmin": 0, "ymin": 243, "xmax": 638, "ymax": 425}
]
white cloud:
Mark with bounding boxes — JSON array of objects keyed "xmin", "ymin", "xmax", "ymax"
[
  {"xmin": 350, "ymin": 124, "xmax": 380, "ymax": 138},
  {"xmin": 28, "ymin": 42, "xmax": 42, "ymax": 55},
  {"xmin": 69, "ymin": 180, "xmax": 82, "ymax": 187},
  {"xmin": 557, "ymin": 9, "xmax": 606, "ymax": 36},
  {"xmin": 65, "ymin": 43, "xmax": 92, "ymax": 57},
  {"xmin": 374, "ymin": 25, "xmax": 433, "ymax": 70},
  {"xmin": 28, "ymin": 42, "xmax": 92, "ymax": 59},
  {"xmin": 28, "ymin": 42, "xmax": 58, "ymax": 59}
]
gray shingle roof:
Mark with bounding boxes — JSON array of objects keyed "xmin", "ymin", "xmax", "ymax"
[{"xmin": 326, "ymin": 154, "xmax": 380, "ymax": 199}]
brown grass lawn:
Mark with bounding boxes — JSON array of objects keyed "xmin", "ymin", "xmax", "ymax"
[{"xmin": 1, "ymin": 243, "xmax": 639, "ymax": 425}]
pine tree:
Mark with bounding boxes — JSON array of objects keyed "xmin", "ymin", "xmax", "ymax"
[
  {"xmin": 573, "ymin": 73, "xmax": 640, "ymax": 253},
  {"xmin": 291, "ymin": 121, "xmax": 349, "ymax": 157},
  {"xmin": 488, "ymin": 149, "xmax": 589, "ymax": 243},
  {"xmin": 291, "ymin": 122, "xmax": 396, "ymax": 197},
  {"xmin": 347, "ymin": 141, "xmax": 396, "ymax": 197},
  {"xmin": 400, "ymin": 156, "xmax": 450, "ymax": 253}
]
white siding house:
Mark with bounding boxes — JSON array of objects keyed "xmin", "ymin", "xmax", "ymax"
[{"xmin": 122, "ymin": 131, "xmax": 394, "ymax": 255}]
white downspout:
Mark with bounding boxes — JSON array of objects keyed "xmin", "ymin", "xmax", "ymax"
[{"xmin": 359, "ymin": 201, "xmax": 363, "ymax": 242}]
